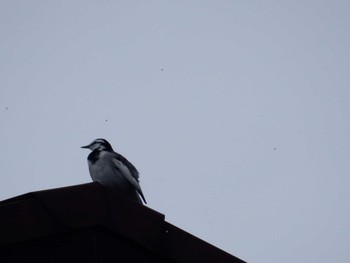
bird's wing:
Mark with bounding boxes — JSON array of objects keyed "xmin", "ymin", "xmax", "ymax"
[
  {"xmin": 111, "ymin": 153, "xmax": 147, "ymax": 204},
  {"xmin": 113, "ymin": 152, "xmax": 139, "ymax": 179}
]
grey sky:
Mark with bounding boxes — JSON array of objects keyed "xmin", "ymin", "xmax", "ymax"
[{"xmin": 1, "ymin": 1, "xmax": 349, "ymax": 262}]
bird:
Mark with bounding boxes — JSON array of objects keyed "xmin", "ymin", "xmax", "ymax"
[{"xmin": 81, "ymin": 138, "xmax": 146, "ymax": 204}]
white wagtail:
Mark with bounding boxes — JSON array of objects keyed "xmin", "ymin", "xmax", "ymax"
[{"xmin": 81, "ymin": 138, "xmax": 146, "ymax": 204}]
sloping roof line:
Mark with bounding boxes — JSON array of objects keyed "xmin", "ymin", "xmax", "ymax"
[{"xmin": 0, "ymin": 182, "xmax": 245, "ymax": 263}]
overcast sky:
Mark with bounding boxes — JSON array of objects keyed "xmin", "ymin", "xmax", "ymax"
[{"xmin": 1, "ymin": 1, "xmax": 349, "ymax": 262}]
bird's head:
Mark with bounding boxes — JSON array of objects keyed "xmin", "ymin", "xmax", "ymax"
[{"xmin": 81, "ymin": 138, "xmax": 113, "ymax": 152}]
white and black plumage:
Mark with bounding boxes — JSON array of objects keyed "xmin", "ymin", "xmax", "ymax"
[{"xmin": 81, "ymin": 138, "xmax": 146, "ymax": 204}]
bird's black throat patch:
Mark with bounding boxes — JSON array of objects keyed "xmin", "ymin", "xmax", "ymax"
[{"xmin": 88, "ymin": 150, "xmax": 100, "ymax": 164}]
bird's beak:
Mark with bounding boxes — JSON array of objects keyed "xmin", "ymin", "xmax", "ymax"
[{"xmin": 81, "ymin": 145, "xmax": 90, "ymax": 149}]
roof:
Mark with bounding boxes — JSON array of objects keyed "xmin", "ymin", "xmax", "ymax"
[{"xmin": 0, "ymin": 182, "xmax": 246, "ymax": 262}]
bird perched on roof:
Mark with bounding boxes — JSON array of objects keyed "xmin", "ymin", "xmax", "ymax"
[{"xmin": 81, "ymin": 138, "xmax": 146, "ymax": 204}]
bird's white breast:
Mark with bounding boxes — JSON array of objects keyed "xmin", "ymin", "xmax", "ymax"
[{"xmin": 88, "ymin": 151, "xmax": 130, "ymax": 190}]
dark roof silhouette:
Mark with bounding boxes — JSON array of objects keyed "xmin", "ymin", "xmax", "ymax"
[{"xmin": 0, "ymin": 182, "xmax": 246, "ymax": 262}]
